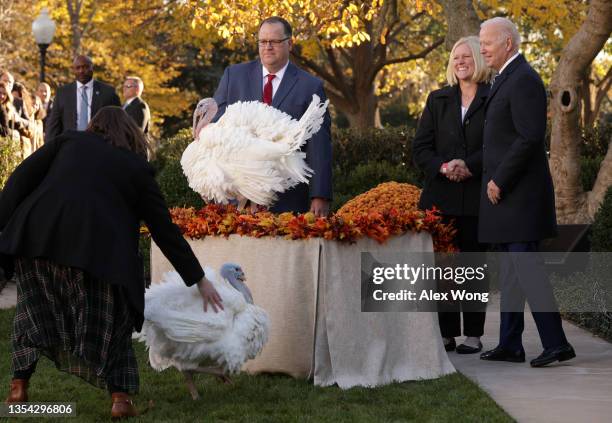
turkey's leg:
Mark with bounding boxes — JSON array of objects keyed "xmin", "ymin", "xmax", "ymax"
[
  {"xmin": 236, "ymin": 196, "xmax": 248, "ymax": 211},
  {"xmin": 182, "ymin": 370, "xmax": 200, "ymax": 400},
  {"xmin": 194, "ymin": 366, "xmax": 233, "ymax": 384}
]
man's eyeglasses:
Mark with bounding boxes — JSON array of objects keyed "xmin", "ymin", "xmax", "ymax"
[{"xmin": 257, "ymin": 37, "xmax": 290, "ymax": 47}]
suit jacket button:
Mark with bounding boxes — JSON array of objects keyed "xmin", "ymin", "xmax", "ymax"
[
  {"xmin": 484, "ymin": 119, "xmax": 487, "ymax": 125},
  {"xmin": 465, "ymin": 119, "xmax": 470, "ymax": 125}
]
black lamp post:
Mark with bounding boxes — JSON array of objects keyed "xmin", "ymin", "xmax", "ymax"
[{"xmin": 32, "ymin": 8, "xmax": 56, "ymax": 83}]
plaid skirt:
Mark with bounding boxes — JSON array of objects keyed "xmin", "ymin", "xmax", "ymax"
[{"xmin": 11, "ymin": 257, "xmax": 139, "ymax": 393}]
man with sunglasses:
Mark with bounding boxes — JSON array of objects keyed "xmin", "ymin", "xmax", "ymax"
[{"xmin": 212, "ymin": 16, "xmax": 332, "ymax": 217}]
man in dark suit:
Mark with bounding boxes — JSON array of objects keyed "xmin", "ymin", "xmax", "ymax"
[
  {"xmin": 45, "ymin": 55, "xmax": 120, "ymax": 141},
  {"xmin": 122, "ymin": 76, "xmax": 150, "ymax": 134},
  {"xmin": 212, "ymin": 16, "xmax": 332, "ymax": 216},
  {"xmin": 477, "ymin": 17, "xmax": 575, "ymax": 367}
]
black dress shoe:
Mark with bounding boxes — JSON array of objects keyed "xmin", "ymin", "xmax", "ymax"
[
  {"xmin": 444, "ymin": 338, "xmax": 456, "ymax": 352},
  {"xmin": 480, "ymin": 346, "xmax": 525, "ymax": 362},
  {"xmin": 456, "ymin": 342, "xmax": 483, "ymax": 354},
  {"xmin": 530, "ymin": 344, "xmax": 576, "ymax": 367}
]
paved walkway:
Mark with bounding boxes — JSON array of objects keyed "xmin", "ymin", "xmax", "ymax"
[
  {"xmin": 1, "ymin": 283, "xmax": 611, "ymax": 422},
  {"xmin": 450, "ymin": 311, "xmax": 612, "ymax": 423},
  {"xmin": 0, "ymin": 281, "xmax": 16, "ymax": 309}
]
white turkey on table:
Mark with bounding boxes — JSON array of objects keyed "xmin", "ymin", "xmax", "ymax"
[
  {"xmin": 136, "ymin": 263, "xmax": 269, "ymax": 400},
  {"xmin": 182, "ymin": 95, "xmax": 329, "ymax": 208}
]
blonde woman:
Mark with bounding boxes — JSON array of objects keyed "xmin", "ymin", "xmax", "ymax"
[{"xmin": 412, "ymin": 36, "xmax": 492, "ymax": 354}]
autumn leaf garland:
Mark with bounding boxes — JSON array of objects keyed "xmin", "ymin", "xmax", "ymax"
[
  {"xmin": 161, "ymin": 203, "xmax": 456, "ymax": 252},
  {"xmin": 142, "ymin": 183, "xmax": 456, "ymax": 251}
]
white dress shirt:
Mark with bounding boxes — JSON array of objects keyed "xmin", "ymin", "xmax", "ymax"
[
  {"xmin": 461, "ymin": 105, "xmax": 468, "ymax": 122},
  {"xmin": 76, "ymin": 79, "xmax": 94, "ymax": 125},
  {"xmin": 497, "ymin": 52, "xmax": 520, "ymax": 75},
  {"xmin": 123, "ymin": 97, "xmax": 136, "ymax": 109},
  {"xmin": 262, "ymin": 61, "xmax": 289, "ymax": 99}
]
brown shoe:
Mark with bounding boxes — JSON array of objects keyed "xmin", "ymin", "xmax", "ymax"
[
  {"xmin": 5, "ymin": 379, "xmax": 28, "ymax": 403},
  {"xmin": 111, "ymin": 392, "xmax": 138, "ymax": 419}
]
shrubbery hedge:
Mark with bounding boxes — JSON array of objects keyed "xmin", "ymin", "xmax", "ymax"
[
  {"xmin": 558, "ymin": 186, "xmax": 612, "ymax": 342},
  {"xmin": 578, "ymin": 122, "xmax": 610, "ymax": 191},
  {"xmin": 0, "ymin": 137, "xmax": 20, "ymax": 190},
  {"xmin": 590, "ymin": 186, "xmax": 612, "ymax": 252}
]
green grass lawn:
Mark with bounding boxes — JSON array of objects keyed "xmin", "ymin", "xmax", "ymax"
[{"xmin": 0, "ymin": 308, "xmax": 512, "ymax": 422}]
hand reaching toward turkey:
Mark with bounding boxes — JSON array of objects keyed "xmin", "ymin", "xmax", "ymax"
[{"xmin": 197, "ymin": 277, "xmax": 224, "ymax": 313}]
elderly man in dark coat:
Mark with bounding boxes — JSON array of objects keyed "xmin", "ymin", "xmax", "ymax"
[{"xmin": 477, "ymin": 17, "xmax": 575, "ymax": 367}]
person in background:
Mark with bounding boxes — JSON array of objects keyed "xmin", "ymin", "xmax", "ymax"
[
  {"xmin": 11, "ymin": 83, "xmax": 37, "ymax": 157},
  {"xmin": 122, "ymin": 76, "xmax": 150, "ymax": 135},
  {"xmin": 2, "ymin": 78, "xmax": 33, "ymax": 157},
  {"xmin": 0, "ymin": 82, "xmax": 18, "ymax": 139},
  {"xmin": 35, "ymin": 82, "xmax": 53, "ymax": 138},
  {"xmin": 31, "ymin": 94, "xmax": 46, "ymax": 151},
  {"xmin": 45, "ymin": 55, "xmax": 120, "ymax": 140}
]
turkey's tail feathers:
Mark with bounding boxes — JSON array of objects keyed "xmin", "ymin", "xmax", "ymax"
[
  {"xmin": 217, "ymin": 305, "xmax": 270, "ymax": 373},
  {"xmin": 278, "ymin": 153, "xmax": 313, "ymax": 185},
  {"xmin": 294, "ymin": 94, "xmax": 329, "ymax": 148}
]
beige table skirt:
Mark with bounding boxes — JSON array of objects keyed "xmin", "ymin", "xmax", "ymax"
[{"xmin": 151, "ymin": 233, "xmax": 455, "ymax": 388}]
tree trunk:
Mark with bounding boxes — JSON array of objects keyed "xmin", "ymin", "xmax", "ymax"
[
  {"xmin": 581, "ymin": 70, "xmax": 593, "ymax": 127},
  {"xmin": 344, "ymin": 42, "xmax": 378, "ymax": 129},
  {"xmin": 291, "ymin": 6, "xmax": 444, "ymax": 130},
  {"xmin": 549, "ymin": 0, "xmax": 612, "ymax": 223},
  {"xmin": 66, "ymin": 0, "xmax": 82, "ymax": 55},
  {"xmin": 343, "ymin": 87, "xmax": 378, "ymax": 129},
  {"xmin": 439, "ymin": 0, "xmax": 481, "ymax": 50}
]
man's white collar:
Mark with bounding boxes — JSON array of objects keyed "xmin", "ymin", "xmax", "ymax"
[
  {"xmin": 262, "ymin": 61, "xmax": 289, "ymax": 80},
  {"xmin": 498, "ymin": 53, "xmax": 520, "ymax": 75},
  {"xmin": 77, "ymin": 79, "xmax": 94, "ymax": 90}
]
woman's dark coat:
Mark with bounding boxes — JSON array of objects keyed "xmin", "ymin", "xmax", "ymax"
[
  {"xmin": 412, "ymin": 83, "xmax": 489, "ymax": 216},
  {"xmin": 0, "ymin": 131, "xmax": 204, "ymax": 330}
]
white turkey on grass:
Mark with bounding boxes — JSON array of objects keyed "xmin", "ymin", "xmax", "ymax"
[
  {"xmin": 182, "ymin": 95, "xmax": 329, "ymax": 209},
  {"xmin": 136, "ymin": 263, "xmax": 269, "ymax": 400}
]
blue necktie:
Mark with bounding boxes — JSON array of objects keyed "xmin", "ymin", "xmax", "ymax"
[
  {"xmin": 490, "ymin": 73, "xmax": 498, "ymax": 89},
  {"xmin": 78, "ymin": 86, "xmax": 89, "ymax": 130}
]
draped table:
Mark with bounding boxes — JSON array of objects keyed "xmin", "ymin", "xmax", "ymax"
[{"xmin": 151, "ymin": 233, "xmax": 455, "ymax": 388}]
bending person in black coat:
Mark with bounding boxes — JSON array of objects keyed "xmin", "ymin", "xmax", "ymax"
[
  {"xmin": 413, "ymin": 36, "xmax": 491, "ymax": 355},
  {"xmin": 0, "ymin": 107, "xmax": 223, "ymax": 417},
  {"xmin": 478, "ymin": 17, "xmax": 574, "ymax": 367}
]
